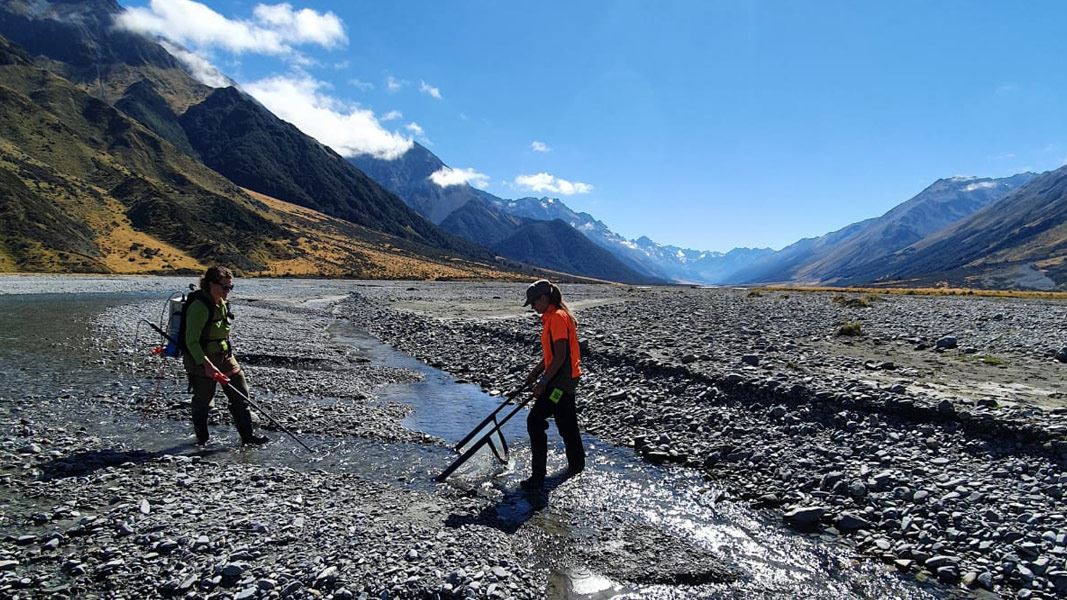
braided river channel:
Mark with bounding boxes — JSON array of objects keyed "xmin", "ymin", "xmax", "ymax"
[{"xmin": 0, "ymin": 281, "xmax": 966, "ymax": 598}]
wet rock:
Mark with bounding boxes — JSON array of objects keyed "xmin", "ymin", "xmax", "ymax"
[
  {"xmin": 936, "ymin": 565, "xmax": 960, "ymax": 583},
  {"xmin": 1055, "ymin": 347, "xmax": 1067, "ymax": 363},
  {"xmin": 783, "ymin": 506, "xmax": 826, "ymax": 529}
]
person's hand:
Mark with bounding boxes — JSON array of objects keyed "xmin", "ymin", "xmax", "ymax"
[
  {"xmin": 532, "ymin": 381, "xmax": 546, "ymax": 398},
  {"xmin": 203, "ymin": 361, "xmax": 222, "ymax": 380}
]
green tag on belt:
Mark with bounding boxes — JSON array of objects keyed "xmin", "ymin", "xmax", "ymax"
[{"xmin": 549, "ymin": 388, "xmax": 563, "ymax": 403}]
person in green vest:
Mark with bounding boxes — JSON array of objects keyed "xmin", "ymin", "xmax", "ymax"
[{"xmin": 182, "ymin": 266, "xmax": 268, "ymax": 446}]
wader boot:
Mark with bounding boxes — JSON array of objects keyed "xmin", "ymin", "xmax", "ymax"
[
  {"xmin": 185, "ymin": 352, "xmax": 267, "ymax": 445},
  {"xmin": 524, "ymin": 389, "xmax": 584, "ymax": 490}
]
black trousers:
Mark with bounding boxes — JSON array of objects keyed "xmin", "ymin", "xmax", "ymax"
[{"xmin": 526, "ymin": 390, "xmax": 585, "ymax": 480}]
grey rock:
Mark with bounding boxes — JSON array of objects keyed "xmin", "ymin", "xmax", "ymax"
[
  {"xmin": 281, "ymin": 581, "xmax": 303, "ymax": 598},
  {"xmin": 976, "ymin": 571, "xmax": 994, "ymax": 590},
  {"xmin": 936, "ymin": 336, "xmax": 958, "ymax": 349},
  {"xmin": 837, "ymin": 512, "xmax": 873, "ymax": 532},
  {"xmin": 222, "ymin": 563, "xmax": 245, "ymax": 580},
  {"xmin": 936, "ymin": 565, "xmax": 960, "ymax": 582},
  {"xmin": 784, "ymin": 506, "xmax": 826, "ymax": 528}
]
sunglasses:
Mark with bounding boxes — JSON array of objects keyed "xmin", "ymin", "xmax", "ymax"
[{"xmin": 214, "ymin": 282, "xmax": 235, "ymax": 291}]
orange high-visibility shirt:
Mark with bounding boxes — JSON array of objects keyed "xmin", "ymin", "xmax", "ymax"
[{"xmin": 540, "ymin": 305, "xmax": 581, "ymax": 378}]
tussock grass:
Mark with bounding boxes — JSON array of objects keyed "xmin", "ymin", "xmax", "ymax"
[
  {"xmin": 760, "ymin": 285, "xmax": 1067, "ymax": 301},
  {"xmin": 836, "ymin": 321, "xmax": 864, "ymax": 337},
  {"xmin": 832, "ymin": 294, "xmax": 872, "ymax": 308}
]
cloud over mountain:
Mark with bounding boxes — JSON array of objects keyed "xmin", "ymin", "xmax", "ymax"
[
  {"xmin": 430, "ymin": 166, "xmax": 490, "ymax": 189},
  {"xmin": 514, "ymin": 172, "xmax": 592, "ymax": 195},
  {"xmin": 242, "ymin": 74, "xmax": 413, "ymax": 159}
]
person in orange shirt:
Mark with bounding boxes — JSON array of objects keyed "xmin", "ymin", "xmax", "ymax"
[{"xmin": 517, "ymin": 279, "xmax": 585, "ymax": 491}]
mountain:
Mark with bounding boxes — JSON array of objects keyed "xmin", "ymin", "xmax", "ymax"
[
  {"xmin": 729, "ymin": 173, "xmax": 1037, "ymax": 284},
  {"xmin": 348, "ymin": 142, "xmax": 487, "ymax": 224},
  {"xmin": 0, "ymin": 0, "xmax": 213, "ymax": 112},
  {"xmin": 436, "ymin": 198, "xmax": 658, "ymax": 283},
  {"xmin": 0, "ymin": 0, "xmax": 489, "ymax": 261},
  {"xmin": 0, "ymin": 35, "xmax": 513, "ymax": 278},
  {"xmin": 0, "ymin": 36, "xmax": 285, "ymax": 272},
  {"xmin": 438, "ymin": 198, "xmax": 526, "ymax": 247},
  {"xmin": 179, "ymin": 87, "xmax": 483, "ymax": 255},
  {"xmin": 489, "ymin": 196, "xmax": 776, "ymax": 283},
  {"xmin": 629, "ymin": 238, "xmax": 775, "ymax": 284},
  {"xmin": 351, "ymin": 141, "xmax": 663, "ymax": 282},
  {"xmin": 860, "ymin": 166, "xmax": 1067, "ymax": 289},
  {"xmin": 490, "ymin": 219, "xmax": 656, "ymax": 284}
]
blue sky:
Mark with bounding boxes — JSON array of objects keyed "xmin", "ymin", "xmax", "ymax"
[{"xmin": 117, "ymin": 0, "xmax": 1067, "ymax": 252}]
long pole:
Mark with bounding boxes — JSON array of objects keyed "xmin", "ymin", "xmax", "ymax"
[{"xmin": 142, "ymin": 319, "xmax": 315, "ymax": 453}]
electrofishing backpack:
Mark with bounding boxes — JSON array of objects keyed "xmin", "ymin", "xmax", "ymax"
[{"xmin": 161, "ymin": 287, "xmax": 224, "ymax": 358}]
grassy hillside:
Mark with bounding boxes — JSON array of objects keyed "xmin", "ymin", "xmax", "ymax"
[{"xmin": 0, "ymin": 38, "xmax": 517, "ymax": 279}]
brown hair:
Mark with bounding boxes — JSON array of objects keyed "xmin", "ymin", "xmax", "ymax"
[
  {"xmin": 547, "ymin": 282, "xmax": 578, "ymax": 326},
  {"xmin": 199, "ymin": 266, "xmax": 233, "ymax": 291}
]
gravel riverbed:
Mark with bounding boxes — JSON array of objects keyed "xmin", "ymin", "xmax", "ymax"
[
  {"xmin": 0, "ymin": 276, "xmax": 1064, "ymax": 599},
  {"xmin": 347, "ymin": 281, "xmax": 1067, "ymax": 599}
]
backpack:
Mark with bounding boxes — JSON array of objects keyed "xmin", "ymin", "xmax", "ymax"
[{"xmin": 164, "ymin": 289, "xmax": 229, "ymax": 358}]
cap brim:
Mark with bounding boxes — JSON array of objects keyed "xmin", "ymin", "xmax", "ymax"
[{"xmin": 522, "ymin": 299, "xmax": 532, "ymax": 306}]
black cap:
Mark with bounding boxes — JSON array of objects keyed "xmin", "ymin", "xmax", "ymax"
[{"xmin": 523, "ymin": 279, "xmax": 552, "ymax": 306}]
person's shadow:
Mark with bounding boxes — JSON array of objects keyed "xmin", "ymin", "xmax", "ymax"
[
  {"xmin": 37, "ymin": 444, "xmax": 227, "ymax": 481},
  {"xmin": 443, "ymin": 471, "xmax": 572, "ymax": 534}
]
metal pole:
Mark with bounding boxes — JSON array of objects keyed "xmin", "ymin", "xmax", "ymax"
[
  {"xmin": 436, "ymin": 393, "xmax": 535, "ymax": 482},
  {"xmin": 452, "ymin": 382, "xmax": 530, "ymax": 452}
]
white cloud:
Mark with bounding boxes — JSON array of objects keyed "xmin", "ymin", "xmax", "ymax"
[
  {"xmin": 251, "ymin": 3, "xmax": 346, "ymax": 47},
  {"xmin": 430, "ymin": 167, "xmax": 490, "ymax": 189},
  {"xmin": 531, "ymin": 140, "xmax": 551, "ymax": 153},
  {"xmin": 381, "ymin": 110, "xmax": 402, "ymax": 121},
  {"xmin": 419, "ymin": 80, "xmax": 442, "ymax": 99},
  {"xmin": 158, "ymin": 41, "xmax": 230, "ymax": 87},
  {"xmin": 964, "ymin": 181, "xmax": 998, "ymax": 192},
  {"xmin": 241, "ymin": 74, "xmax": 413, "ymax": 160},
  {"xmin": 116, "ymin": 0, "xmax": 346, "ymax": 56},
  {"xmin": 514, "ymin": 172, "xmax": 593, "ymax": 195},
  {"xmin": 405, "ymin": 122, "xmax": 424, "ymax": 137},
  {"xmin": 386, "ymin": 75, "xmax": 406, "ymax": 92},
  {"xmin": 349, "ymin": 78, "xmax": 374, "ymax": 90}
]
